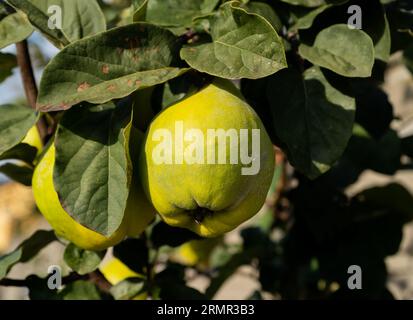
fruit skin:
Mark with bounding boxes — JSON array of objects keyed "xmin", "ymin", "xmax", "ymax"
[
  {"xmin": 139, "ymin": 79, "xmax": 274, "ymax": 237},
  {"xmin": 32, "ymin": 131, "xmax": 155, "ymax": 251},
  {"xmin": 99, "ymin": 258, "xmax": 147, "ymax": 300},
  {"xmin": 22, "ymin": 126, "xmax": 42, "ymax": 154},
  {"xmin": 174, "ymin": 237, "xmax": 222, "ymax": 267}
]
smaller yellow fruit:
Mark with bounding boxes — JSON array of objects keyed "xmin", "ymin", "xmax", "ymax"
[
  {"xmin": 32, "ymin": 127, "xmax": 156, "ymax": 251},
  {"xmin": 100, "ymin": 257, "xmax": 144, "ymax": 284},
  {"xmin": 174, "ymin": 237, "xmax": 222, "ymax": 268},
  {"xmin": 99, "ymin": 258, "xmax": 147, "ymax": 300}
]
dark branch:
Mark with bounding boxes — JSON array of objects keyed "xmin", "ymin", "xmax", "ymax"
[
  {"xmin": 0, "ymin": 271, "xmax": 112, "ymax": 294},
  {"xmin": 15, "ymin": 40, "xmax": 48, "ymax": 142}
]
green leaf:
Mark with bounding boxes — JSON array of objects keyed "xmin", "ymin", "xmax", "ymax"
[
  {"xmin": 0, "ymin": 163, "xmax": 33, "ymax": 186},
  {"xmin": 181, "ymin": 2, "xmax": 287, "ymax": 79},
  {"xmin": 0, "ymin": 230, "xmax": 57, "ymax": 280},
  {"xmin": 37, "ymin": 23, "xmax": 186, "ymax": 112},
  {"xmin": 132, "ymin": 0, "xmax": 148, "ymax": 22},
  {"xmin": 299, "ymin": 0, "xmax": 391, "ymax": 62},
  {"xmin": 146, "ymin": 0, "xmax": 220, "ymax": 27},
  {"xmin": 59, "ymin": 280, "xmax": 102, "ymax": 300},
  {"xmin": 372, "ymin": 12, "xmax": 391, "ymax": 62},
  {"xmin": 279, "ymin": 0, "xmax": 333, "ymax": 7},
  {"xmin": 355, "ymin": 183, "xmax": 413, "ymax": 223},
  {"xmin": 110, "ymin": 278, "xmax": 146, "ymax": 300},
  {"xmin": 151, "ymin": 221, "xmax": 201, "ymax": 248},
  {"xmin": 0, "ymin": 10, "xmax": 33, "ymax": 49},
  {"xmin": 240, "ymin": 1, "xmax": 282, "ymax": 32},
  {"xmin": 113, "ymin": 238, "xmax": 148, "ymax": 274},
  {"xmin": 267, "ymin": 67, "xmax": 355, "ymax": 179},
  {"xmin": 0, "ymin": 104, "xmax": 38, "ymax": 157},
  {"xmin": 154, "ymin": 264, "xmax": 206, "ymax": 299},
  {"xmin": 0, "ymin": 143, "xmax": 37, "ymax": 163},
  {"xmin": 299, "ymin": 24, "xmax": 374, "ymax": 77},
  {"xmin": 353, "ymin": 82, "xmax": 393, "ymax": 139},
  {"xmin": 289, "ymin": 5, "xmax": 332, "ymax": 31},
  {"xmin": 64, "ymin": 243, "xmax": 106, "ymax": 275},
  {"xmin": 7, "ymin": 0, "xmax": 106, "ymax": 47},
  {"xmin": 345, "ymin": 126, "xmax": 401, "ymax": 175},
  {"xmin": 0, "ymin": 53, "xmax": 17, "ymax": 82},
  {"xmin": 54, "ymin": 102, "xmax": 132, "ymax": 237}
]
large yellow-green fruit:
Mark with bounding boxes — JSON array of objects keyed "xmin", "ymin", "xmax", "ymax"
[
  {"xmin": 99, "ymin": 258, "xmax": 147, "ymax": 300},
  {"xmin": 139, "ymin": 79, "xmax": 274, "ymax": 237},
  {"xmin": 32, "ymin": 131, "xmax": 155, "ymax": 251}
]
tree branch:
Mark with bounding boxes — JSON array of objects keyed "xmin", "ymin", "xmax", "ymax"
[
  {"xmin": 15, "ymin": 40, "xmax": 48, "ymax": 141},
  {"xmin": 0, "ymin": 271, "xmax": 112, "ymax": 294}
]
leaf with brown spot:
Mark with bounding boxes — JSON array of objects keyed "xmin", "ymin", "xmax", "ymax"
[
  {"xmin": 77, "ymin": 82, "xmax": 91, "ymax": 92},
  {"xmin": 37, "ymin": 23, "xmax": 187, "ymax": 111},
  {"xmin": 102, "ymin": 65, "xmax": 110, "ymax": 74}
]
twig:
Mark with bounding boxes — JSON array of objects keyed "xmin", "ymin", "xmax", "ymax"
[
  {"xmin": 87, "ymin": 270, "xmax": 112, "ymax": 294},
  {"xmin": 0, "ymin": 271, "xmax": 111, "ymax": 294},
  {"xmin": 15, "ymin": 40, "xmax": 48, "ymax": 142},
  {"xmin": 0, "ymin": 278, "xmax": 27, "ymax": 287},
  {"xmin": 0, "ymin": 272, "xmax": 84, "ymax": 288}
]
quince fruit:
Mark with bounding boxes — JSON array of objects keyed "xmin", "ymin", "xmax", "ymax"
[
  {"xmin": 32, "ymin": 129, "xmax": 155, "ymax": 251},
  {"xmin": 139, "ymin": 79, "xmax": 274, "ymax": 237}
]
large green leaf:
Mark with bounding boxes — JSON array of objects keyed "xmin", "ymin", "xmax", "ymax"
[
  {"xmin": 0, "ymin": 104, "xmax": 38, "ymax": 157},
  {"xmin": 0, "ymin": 53, "xmax": 16, "ymax": 82},
  {"xmin": 146, "ymin": 0, "xmax": 219, "ymax": 27},
  {"xmin": 299, "ymin": 24, "xmax": 374, "ymax": 77},
  {"xmin": 0, "ymin": 230, "xmax": 57, "ymax": 280},
  {"xmin": 37, "ymin": 23, "xmax": 186, "ymax": 112},
  {"xmin": 0, "ymin": 10, "xmax": 33, "ymax": 49},
  {"xmin": 7, "ymin": 0, "xmax": 106, "ymax": 47},
  {"xmin": 181, "ymin": 2, "xmax": 287, "ymax": 79},
  {"xmin": 267, "ymin": 67, "xmax": 355, "ymax": 179},
  {"xmin": 54, "ymin": 103, "xmax": 133, "ymax": 237}
]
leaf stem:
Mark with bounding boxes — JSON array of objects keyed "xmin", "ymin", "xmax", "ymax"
[{"xmin": 15, "ymin": 40, "xmax": 48, "ymax": 142}]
